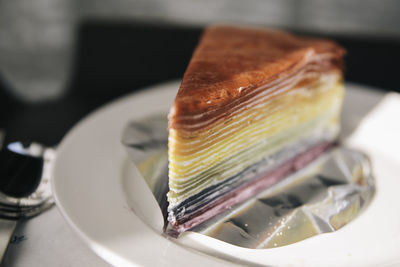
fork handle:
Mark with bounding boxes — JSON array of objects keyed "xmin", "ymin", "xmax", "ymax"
[{"xmin": 0, "ymin": 218, "xmax": 17, "ymax": 264}]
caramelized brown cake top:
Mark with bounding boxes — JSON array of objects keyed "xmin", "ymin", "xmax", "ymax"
[{"xmin": 171, "ymin": 25, "xmax": 345, "ymax": 122}]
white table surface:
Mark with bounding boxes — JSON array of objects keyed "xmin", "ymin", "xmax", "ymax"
[{"xmin": 2, "ymin": 205, "xmax": 109, "ymax": 266}]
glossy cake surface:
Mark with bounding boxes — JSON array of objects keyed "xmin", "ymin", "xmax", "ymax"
[{"xmin": 168, "ymin": 25, "xmax": 345, "ymax": 232}]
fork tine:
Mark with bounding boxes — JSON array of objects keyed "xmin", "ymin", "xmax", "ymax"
[
  {"xmin": 0, "ymin": 203, "xmax": 45, "ymax": 212},
  {"xmin": 0, "ymin": 193, "xmax": 51, "ymax": 208},
  {"xmin": 0, "ymin": 200, "xmax": 54, "ymax": 220}
]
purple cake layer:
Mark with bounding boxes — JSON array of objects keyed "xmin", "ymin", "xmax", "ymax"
[{"xmin": 170, "ymin": 141, "xmax": 332, "ymax": 233}]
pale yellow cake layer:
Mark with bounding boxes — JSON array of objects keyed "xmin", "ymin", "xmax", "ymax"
[
  {"xmin": 170, "ymin": 74, "xmax": 340, "ymax": 144},
  {"xmin": 169, "ymin": 81, "xmax": 344, "ymax": 179},
  {"xmin": 169, "ymin": 75, "xmax": 342, "ymax": 157},
  {"xmin": 167, "ymin": 116, "xmax": 338, "ymax": 204}
]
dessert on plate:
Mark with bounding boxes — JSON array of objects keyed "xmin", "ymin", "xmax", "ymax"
[{"xmin": 167, "ymin": 25, "xmax": 345, "ymax": 233}]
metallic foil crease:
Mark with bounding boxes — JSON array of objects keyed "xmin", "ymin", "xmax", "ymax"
[{"xmin": 122, "ymin": 116, "xmax": 374, "ymax": 249}]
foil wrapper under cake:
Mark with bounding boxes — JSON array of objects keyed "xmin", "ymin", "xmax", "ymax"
[{"xmin": 122, "ymin": 115, "xmax": 375, "ymax": 249}]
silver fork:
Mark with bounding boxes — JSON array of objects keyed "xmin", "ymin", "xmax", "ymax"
[{"xmin": 0, "ymin": 141, "xmax": 55, "ymax": 263}]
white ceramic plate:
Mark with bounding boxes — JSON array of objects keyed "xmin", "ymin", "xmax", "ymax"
[{"xmin": 52, "ymin": 81, "xmax": 400, "ymax": 267}]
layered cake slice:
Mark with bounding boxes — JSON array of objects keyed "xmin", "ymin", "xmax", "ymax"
[{"xmin": 168, "ymin": 25, "xmax": 345, "ymax": 232}]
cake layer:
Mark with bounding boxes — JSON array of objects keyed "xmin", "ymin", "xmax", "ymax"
[
  {"xmin": 170, "ymin": 70, "xmax": 340, "ymax": 147},
  {"xmin": 171, "ymin": 62, "xmax": 340, "ymax": 133},
  {"xmin": 169, "ymin": 140, "xmax": 334, "ymax": 232},
  {"xmin": 171, "ymin": 126, "xmax": 336, "ymax": 216},
  {"xmin": 168, "ymin": 78, "xmax": 344, "ymax": 207},
  {"xmin": 169, "ymin": 74, "xmax": 341, "ymax": 166},
  {"xmin": 168, "ymin": 108, "xmax": 339, "ymax": 208}
]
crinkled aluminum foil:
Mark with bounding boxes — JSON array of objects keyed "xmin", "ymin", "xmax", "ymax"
[{"xmin": 122, "ymin": 115, "xmax": 375, "ymax": 249}]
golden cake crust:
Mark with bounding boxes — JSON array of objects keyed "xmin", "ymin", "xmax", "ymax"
[{"xmin": 171, "ymin": 25, "xmax": 345, "ymax": 122}]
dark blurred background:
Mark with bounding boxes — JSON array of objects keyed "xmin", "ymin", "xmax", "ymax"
[{"xmin": 1, "ymin": 0, "xmax": 400, "ymax": 146}]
